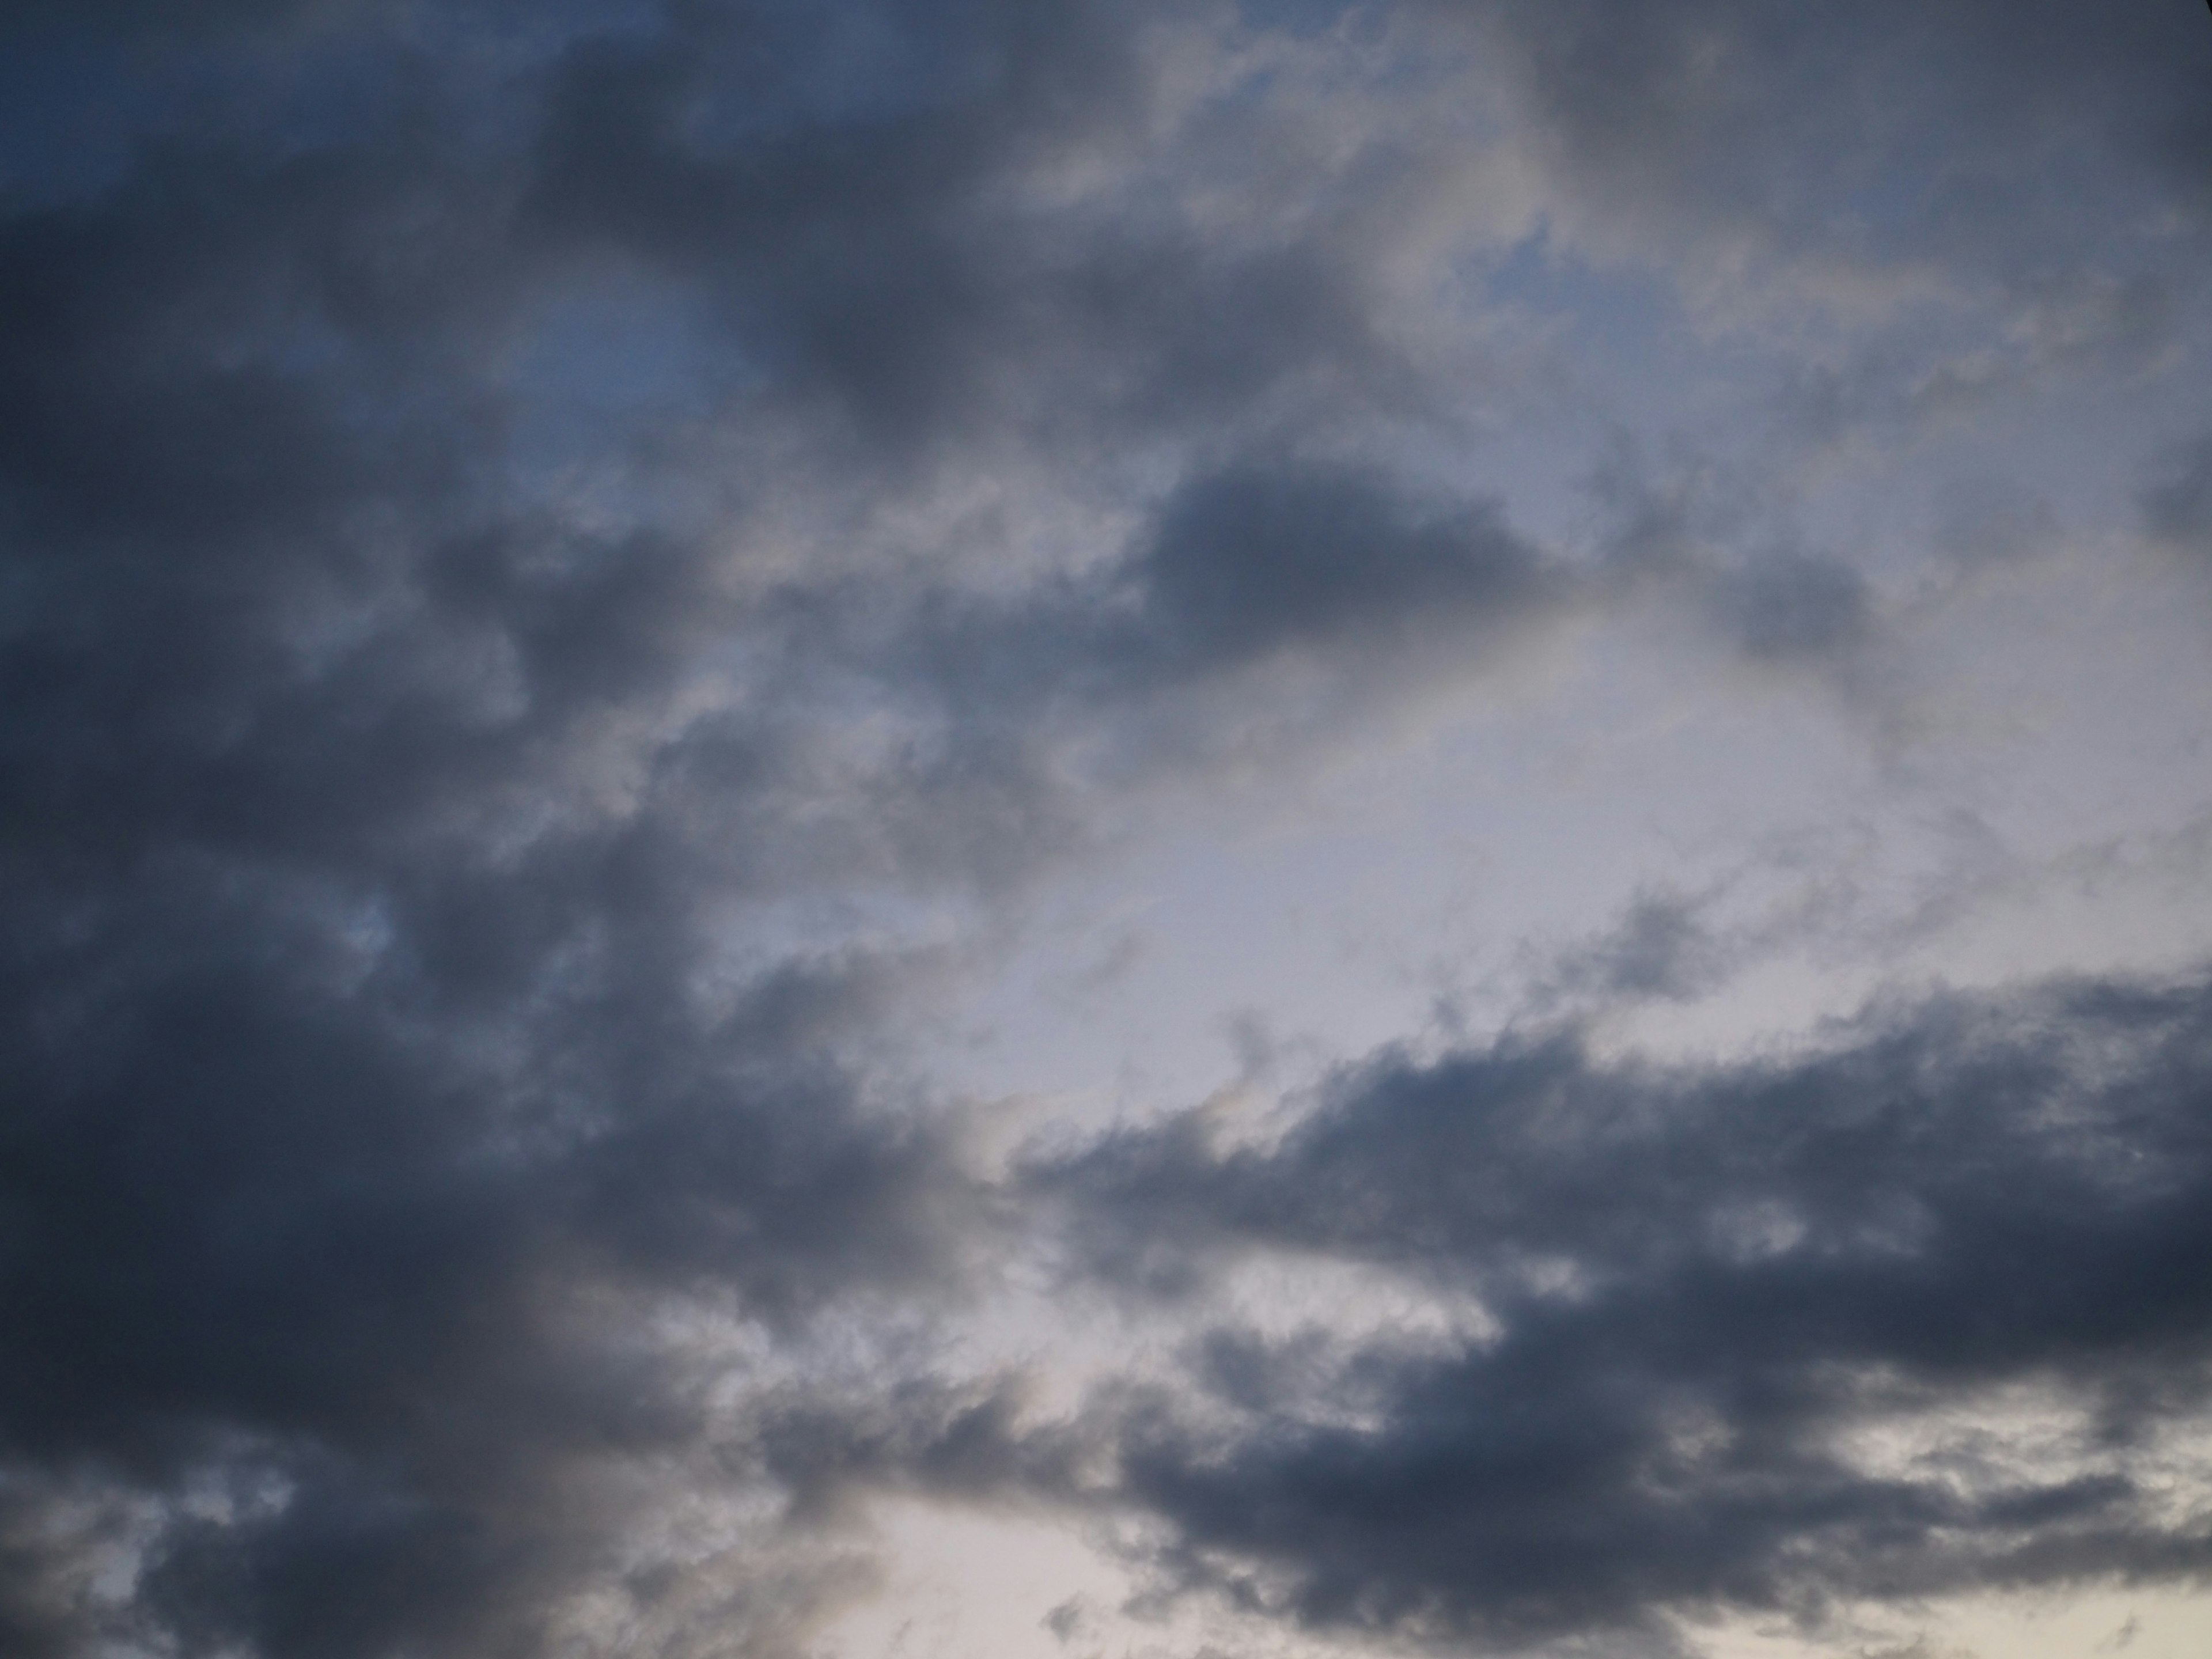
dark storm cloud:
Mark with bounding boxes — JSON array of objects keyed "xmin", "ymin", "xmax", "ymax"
[{"xmin": 1036, "ymin": 970, "xmax": 2212, "ymax": 1649}]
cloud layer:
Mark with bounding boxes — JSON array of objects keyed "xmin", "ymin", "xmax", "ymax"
[{"xmin": 2, "ymin": 2, "xmax": 2210, "ymax": 1657}]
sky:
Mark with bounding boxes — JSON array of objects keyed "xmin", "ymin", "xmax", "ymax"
[{"xmin": 3, "ymin": 4, "xmax": 2212, "ymax": 1658}]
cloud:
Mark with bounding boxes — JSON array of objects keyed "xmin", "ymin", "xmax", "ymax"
[
  {"xmin": 0, "ymin": 9, "xmax": 1052, "ymax": 1651},
  {"xmin": 1121, "ymin": 464, "xmax": 1556, "ymax": 678},
  {"xmin": 0, "ymin": 872, "xmax": 987, "ymax": 1647},
  {"xmin": 1035, "ymin": 969, "xmax": 2212, "ymax": 1649},
  {"xmin": 0, "ymin": 7, "xmax": 1550, "ymax": 1650},
  {"xmin": 1537, "ymin": 888, "xmax": 1729, "ymax": 1005},
  {"xmin": 2143, "ymin": 435, "xmax": 2212, "ymax": 555},
  {"xmin": 2, "ymin": 2, "xmax": 2209, "ymax": 1656},
  {"xmin": 0, "ymin": 0, "xmax": 343, "ymax": 43},
  {"xmin": 1714, "ymin": 548, "xmax": 1873, "ymax": 665},
  {"xmin": 910, "ymin": 460, "xmax": 1571, "ymax": 739},
  {"xmin": 1457, "ymin": 1, "xmax": 2212, "ymax": 276},
  {"xmin": 512, "ymin": 0, "xmax": 1433, "ymax": 464}
]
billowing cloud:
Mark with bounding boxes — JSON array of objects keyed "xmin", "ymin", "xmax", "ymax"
[
  {"xmin": 1037, "ymin": 969, "xmax": 2212, "ymax": 1650},
  {"xmin": 2, "ymin": 2, "xmax": 2210, "ymax": 1657}
]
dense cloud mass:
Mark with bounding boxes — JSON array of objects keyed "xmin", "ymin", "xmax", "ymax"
[
  {"xmin": 2, "ymin": 3, "xmax": 2210, "ymax": 1657},
  {"xmin": 1040, "ymin": 974, "xmax": 2212, "ymax": 1649}
]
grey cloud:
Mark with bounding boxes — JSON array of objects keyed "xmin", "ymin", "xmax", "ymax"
[
  {"xmin": 0, "ymin": 11, "xmax": 1044, "ymax": 1654},
  {"xmin": 0, "ymin": 878, "xmax": 983, "ymax": 1646},
  {"xmin": 1441, "ymin": 0, "xmax": 2212, "ymax": 494},
  {"xmin": 1715, "ymin": 548, "xmax": 1872, "ymax": 664},
  {"xmin": 0, "ymin": 1, "xmax": 341, "ymax": 45},
  {"xmin": 909, "ymin": 461, "xmax": 1571, "ymax": 747},
  {"xmin": 1578, "ymin": 442, "xmax": 1885, "ymax": 673},
  {"xmin": 1933, "ymin": 474, "xmax": 2059, "ymax": 570},
  {"xmin": 5, "ymin": 1, "xmax": 2208, "ymax": 1655},
  {"xmin": 1583, "ymin": 437, "xmax": 1734, "ymax": 580},
  {"xmin": 1036, "ymin": 970, "xmax": 2212, "ymax": 1648},
  {"xmin": 513, "ymin": 3, "xmax": 1422, "ymax": 462},
  {"xmin": 1540, "ymin": 889, "xmax": 1728, "ymax": 1005},
  {"xmin": 1124, "ymin": 465, "xmax": 1553, "ymax": 677},
  {"xmin": 0, "ymin": 4, "xmax": 1499, "ymax": 1650},
  {"xmin": 1461, "ymin": 1, "xmax": 2212, "ymax": 271},
  {"xmin": 5, "ymin": 0, "xmax": 1376, "ymax": 532},
  {"xmin": 2143, "ymin": 435, "xmax": 2212, "ymax": 554}
]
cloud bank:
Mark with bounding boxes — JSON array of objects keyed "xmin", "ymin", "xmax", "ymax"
[
  {"xmin": 2, "ymin": 2, "xmax": 2210, "ymax": 1657},
  {"xmin": 1040, "ymin": 972, "xmax": 2212, "ymax": 1650}
]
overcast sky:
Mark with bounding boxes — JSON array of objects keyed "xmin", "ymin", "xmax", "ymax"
[{"xmin": 5, "ymin": 5, "xmax": 2212, "ymax": 1659}]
